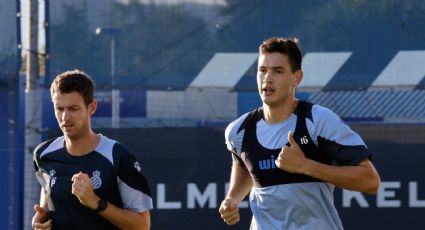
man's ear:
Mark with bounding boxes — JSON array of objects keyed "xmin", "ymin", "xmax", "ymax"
[
  {"xmin": 88, "ymin": 100, "xmax": 97, "ymax": 116},
  {"xmin": 294, "ymin": 70, "xmax": 303, "ymax": 86}
]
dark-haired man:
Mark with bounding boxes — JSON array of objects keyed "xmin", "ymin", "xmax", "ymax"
[
  {"xmin": 219, "ymin": 37, "xmax": 380, "ymax": 229},
  {"xmin": 32, "ymin": 70, "xmax": 152, "ymax": 230}
]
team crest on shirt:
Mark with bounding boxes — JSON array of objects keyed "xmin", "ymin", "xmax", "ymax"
[
  {"xmin": 49, "ymin": 170, "xmax": 57, "ymax": 187},
  {"xmin": 90, "ymin": 170, "xmax": 102, "ymax": 190},
  {"xmin": 134, "ymin": 161, "xmax": 142, "ymax": 172}
]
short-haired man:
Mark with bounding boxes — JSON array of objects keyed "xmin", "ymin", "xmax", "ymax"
[
  {"xmin": 32, "ymin": 70, "xmax": 152, "ymax": 230},
  {"xmin": 219, "ymin": 37, "xmax": 380, "ymax": 229}
]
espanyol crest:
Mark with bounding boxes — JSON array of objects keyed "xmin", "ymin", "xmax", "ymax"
[{"xmin": 91, "ymin": 170, "xmax": 102, "ymax": 190}]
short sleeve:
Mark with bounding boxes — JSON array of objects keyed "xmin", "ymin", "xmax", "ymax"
[
  {"xmin": 115, "ymin": 144, "xmax": 153, "ymax": 212},
  {"xmin": 312, "ymin": 105, "xmax": 371, "ymax": 166},
  {"xmin": 225, "ymin": 113, "xmax": 249, "ymax": 154}
]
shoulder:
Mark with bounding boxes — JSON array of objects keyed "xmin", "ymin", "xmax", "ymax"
[
  {"xmin": 311, "ymin": 104, "xmax": 342, "ymax": 124},
  {"xmin": 99, "ymin": 136, "xmax": 131, "ymax": 154},
  {"xmin": 95, "ymin": 135, "xmax": 134, "ymax": 167},
  {"xmin": 225, "ymin": 112, "xmax": 252, "ymax": 154},
  {"xmin": 225, "ymin": 112, "xmax": 250, "ymax": 142},
  {"xmin": 112, "ymin": 139, "xmax": 131, "ymax": 155},
  {"xmin": 309, "ymin": 103, "xmax": 348, "ymax": 134},
  {"xmin": 310, "ymin": 104, "xmax": 365, "ymax": 146},
  {"xmin": 34, "ymin": 136, "xmax": 64, "ymax": 158},
  {"xmin": 114, "ymin": 142, "xmax": 137, "ymax": 165},
  {"xmin": 33, "ymin": 139, "xmax": 53, "ymax": 156},
  {"xmin": 103, "ymin": 136, "xmax": 138, "ymax": 164}
]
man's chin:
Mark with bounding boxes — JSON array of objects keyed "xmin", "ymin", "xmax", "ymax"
[
  {"xmin": 262, "ymin": 100, "xmax": 280, "ymax": 108},
  {"xmin": 62, "ymin": 130, "xmax": 78, "ymax": 139},
  {"xmin": 261, "ymin": 98, "xmax": 273, "ymax": 106}
]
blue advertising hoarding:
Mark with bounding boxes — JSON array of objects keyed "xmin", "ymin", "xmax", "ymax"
[{"xmin": 44, "ymin": 126, "xmax": 425, "ymax": 230}]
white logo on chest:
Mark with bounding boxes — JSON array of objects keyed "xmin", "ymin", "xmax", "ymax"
[
  {"xmin": 49, "ymin": 170, "xmax": 57, "ymax": 187},
  {"xmin": 134, "ymin": 161, "xmax": 141, "ymax": 172},
  {"xmin": 90, "ymin": 170, "xmax": 102, "ymax": 190}
]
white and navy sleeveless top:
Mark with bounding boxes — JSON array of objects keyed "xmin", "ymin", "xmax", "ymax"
[
  {"xmin": 33, "ymin": 134, "xmax": 153, "ymax": 230},
  {"xmin": 225, "ymin": 100, "xmax": 370, "ymax": 230}
]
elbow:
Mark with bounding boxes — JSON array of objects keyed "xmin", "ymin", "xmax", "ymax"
[
  {"xmin": 142, "ymin": 220, "xmax": 150, "ymax": 230},
  {"xmin": 358, "ymin": 160, "xmax": 381, "ymax": 194},
  {"xmin": 143, "ymin": 215, "xmax": 151, "ymax": 230},
  {"xmin": 137, "ymin": 222, "xmax": 150, "ymax": 230},
  {"xmin": 363, "ymin": 173, "xmax": 381, "ymax": 195},
  {"xmin": 136, "ymin": 211, "xmax": 151, "ymax": 230},
  {"xmin": 145, "ymin": 223, "xmax": 151, "ymax": 230}
]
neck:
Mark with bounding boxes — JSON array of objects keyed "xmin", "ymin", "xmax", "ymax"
[
  {"xmin": 263, "ymin": 99, "xmax": 298, "ymax": 124},
  {"xmin": 65, "ymin": 131, "xmax": 100, "ymax": 156}
]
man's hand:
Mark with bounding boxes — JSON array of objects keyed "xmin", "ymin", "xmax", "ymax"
[
  {"xmin": 275, "ymin": 131, "xmax": 308, "ymax": 174},
  {"xmin": 71, "ymin": 172, "xmax": 99, "ymax": 210},
  {"xmin": 32, "ymin": 204, "xmax": 52, "ymax": 230},
  {"xmin": 219, "ymin": 198, "xmax": 240, "ymax": 225}
]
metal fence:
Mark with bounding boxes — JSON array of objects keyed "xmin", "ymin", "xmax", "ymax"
[
  {"xmin": 0, "ymin": 0, "xmax": 21, "ymax": 229},
  {"xmin": 2, "ymin": 0, "xmax": 425, "ymax": 229}
]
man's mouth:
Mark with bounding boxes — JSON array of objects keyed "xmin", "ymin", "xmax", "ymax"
[
  {"xmin": 62, "ymin": 123, "xmax": 74, "ymax": 128},
  {"xmin": 262, "ymin": 87, "xmax": 275, "ymax": 95}
]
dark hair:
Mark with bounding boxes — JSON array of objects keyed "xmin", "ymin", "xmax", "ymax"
[
  {"xmin": 259, "ymin": 37, "xmax": 302, "ymax": 72},
  {"xmin": 50, "ymin": 69, "xmax": 95, "ymax": 106}
]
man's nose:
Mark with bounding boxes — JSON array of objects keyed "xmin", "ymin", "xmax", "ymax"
[
  {"xmin": 62, "ymin": 110, "xmax": 70, "ymax": 121},
  {"xmin": 263, "ymin": 71, "xmax": 272, "ymax": 83}
]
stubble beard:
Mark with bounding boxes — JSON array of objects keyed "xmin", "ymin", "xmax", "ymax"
[{"xmin": 62, "ymin": 124, "xmax": 87, "ymax": 140}]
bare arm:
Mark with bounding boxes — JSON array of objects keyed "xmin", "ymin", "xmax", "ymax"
[
  {"xmin": 219, "ymin": 163, "xmax": 252, "ymax": 225},
  {"xmin": 71, "ymin": 172, "xmax": 150, "ymax": 230},
  {"xmin": 276, "ymin": 132, "xmax": 381, "ymax": 194},
  {"xmin": 303, "ymin": 158, "xmax": 380, "ymax": 194},
  {"xmin": 32, "ymin": 189, "xmax": 52, "ymax": 229},
  {"xmin": 97, "ymin": 203, "xmax": 150, "ymax": 230},
  {"xmin": 226, "ymin": 164, "xmax": 253, "ymax": 202},
  {"xmin": 39, "ymin": 189, "xmax": 48, "ymax": 208}
]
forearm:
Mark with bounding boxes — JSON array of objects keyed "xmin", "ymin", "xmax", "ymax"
[
  {"xmin": 40, "ymin": 190, "xmax": 48, "ymax": 208},
  {"xmin": 303, "ymin": 159, "xmax": 380, "ymax": 194},
  {"xmin": 98, "ymin": 203, "xmax": 150, "ymax": 230},
  {"xmin": 226, "ymin": 164, "xmax": 253, "ymax": 202},
  {"xmin": 72, "ymin": 172, "xmax": 151, "ymax": 229}
]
